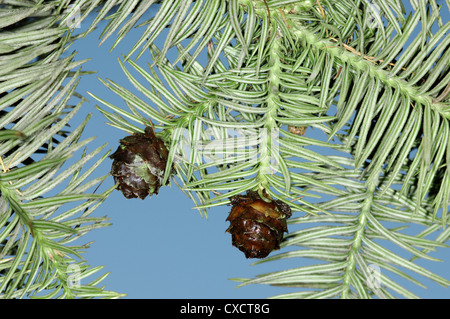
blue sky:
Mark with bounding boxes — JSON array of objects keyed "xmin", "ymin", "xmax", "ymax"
[{"xmin": 64, "ymin": 4, "xmax": 450, "ymax": 298}]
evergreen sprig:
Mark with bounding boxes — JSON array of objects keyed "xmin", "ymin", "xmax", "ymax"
[
  {"xmin": 1, "ymin": 0, "xmax": 449, "ymax": 299},
  {"xmin": 91, "ymin": 0, "xmax": 449, "ymax": 298},
  {"xmin": 0, "ymin": 0, "xmax": 125, "ymax": 298}
]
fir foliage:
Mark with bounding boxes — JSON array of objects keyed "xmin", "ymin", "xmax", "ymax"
[
  {"xmin": 1, "ymin": 0, "xmax": 449, "ymax": 298},
  {"xmin": 0, "ymin": 1, "xmax": 124, "ymax": 299}
]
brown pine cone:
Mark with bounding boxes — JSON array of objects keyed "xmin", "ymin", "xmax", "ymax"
[
  {"xmin": 110, "ymin": 126, "xmax": 169, "ymax": 199},
  {"xmin": 226, "ymin": 190, "xmax": 292, "ymax": 259}
]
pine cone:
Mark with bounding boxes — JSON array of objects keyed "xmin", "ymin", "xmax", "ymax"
[
  {"xmin": 110, "ymin": 126, "xmax": 169, "ymax": 199},
  {"xmin": 226, "ymin": 190, "xmax": 292, "ymax": 259}
]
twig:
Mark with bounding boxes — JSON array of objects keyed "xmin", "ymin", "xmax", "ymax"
[
  {"xmin": 316, "ymin": 0, "xmax": 325, "ymax": 19},
  {"xmin": 279, "ymin": 8, "xmax": 290, "ymax": 29},
  {"xmin": 289, "ymin": 195, "xmax": 305, "ymax": 203},
  {"xmin": 262, "ymin": 0, "xmax": 271, "ymax": 25},
  {"xmin": 5, "ymin": 151, "xmax": 20, "ymax": 172},
  {"xmin": 334, "ymin": 66, "xmax": 343, "ymax": 80},
  {"xmin": 328, "ymin": 36, "xmax": 410, "ymax": 72}
]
